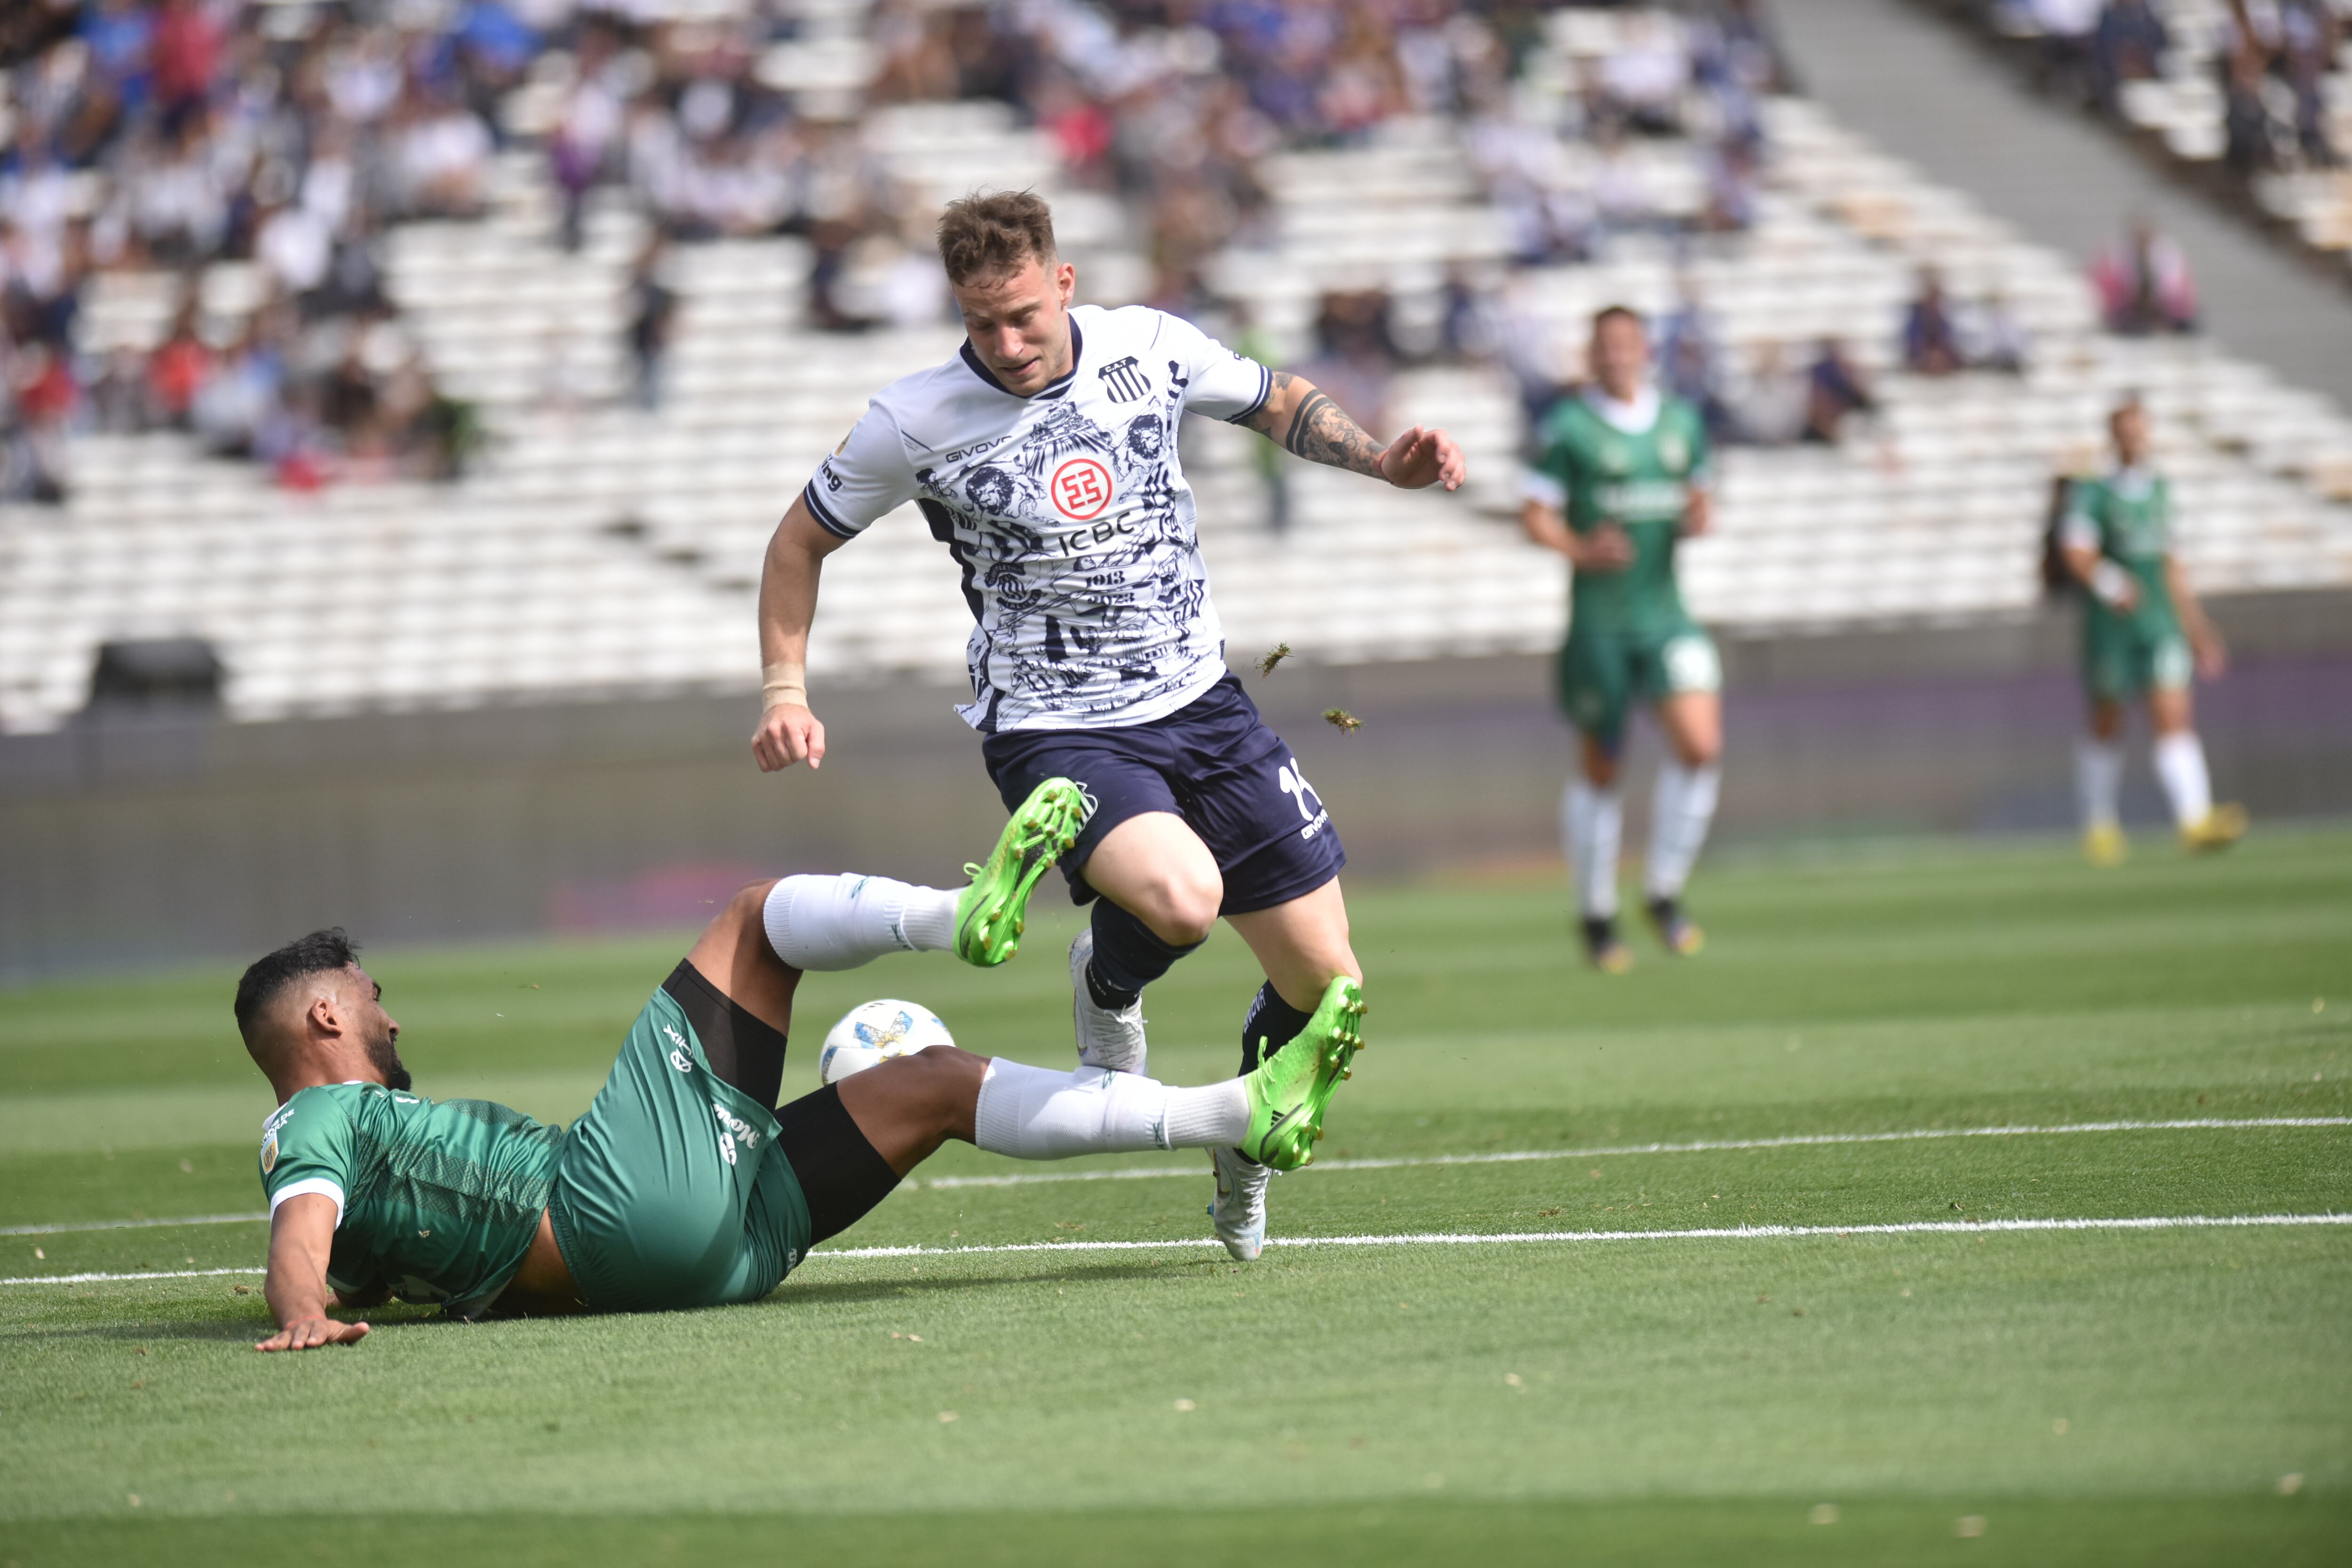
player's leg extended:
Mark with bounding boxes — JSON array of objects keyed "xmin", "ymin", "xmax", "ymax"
[
  {"xmin": 762, "ymin": 777, "xmax": 1087, "ymax": 972},
  {"xmin": 1645, "ymin": 685, "xmax": 1721, "ymax": 956},
  {"xmin": 1559, "ymin": 631, "xmax": 1633, "ymax": 971},
  {"xmin": 1069, "ymin": 811, "xmax": 1224, "ymax": 1073},
  {"xmin": 2148, "ymin": 680, "xmax": 2245, "ymax": 852},
  {"xmin": 2078, "ymin": 697, "xmax": 2129, "ymax": 866}
]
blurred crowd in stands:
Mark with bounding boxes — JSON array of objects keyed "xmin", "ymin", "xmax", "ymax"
[
  {"xmin": 0, "ymin": 0, "xmax": 504, "ymax": 501},
  {"xmin": 2010, "ymin": 0, "xmax": 2341, "ymax": 173},
  {"xmin": 0, "ymin": 0, "xmax": 2241, "ymax": 508}
]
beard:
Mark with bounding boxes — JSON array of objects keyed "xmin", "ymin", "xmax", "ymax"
[{"xmin": 366, "ymin": 1021, "xmax": 412, "ymax": 1092}]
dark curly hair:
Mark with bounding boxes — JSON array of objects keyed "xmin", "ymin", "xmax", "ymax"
[{"xmin": 234, "ymin": 927, "xmax": 361, "ymax": 1044}]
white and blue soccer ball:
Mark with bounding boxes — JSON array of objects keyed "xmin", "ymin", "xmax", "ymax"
[{"xmin": 818, "ymin": 999, "xmax": 954, "ymax": 1085}]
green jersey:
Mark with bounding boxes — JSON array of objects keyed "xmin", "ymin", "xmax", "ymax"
[
  {"xmin": 2061, "ymin": 468, "xmax": 2178, "ymax": 634},
  {"xmin": 259, "ymin": 1083, "xmax": 563, "ymax": 1319},
  {"xmin": 1528, "ymin": 388, "xmax": 1710, "ymax": 636}
]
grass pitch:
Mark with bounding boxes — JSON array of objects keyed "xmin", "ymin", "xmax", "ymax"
[{"xmin": 2, "ymin": 828, "xmax": 2348, "ymax": 1564}]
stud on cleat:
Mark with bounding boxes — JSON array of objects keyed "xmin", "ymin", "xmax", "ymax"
[{"xmin": 954, "ymin": 778, "xmax": 1089, "ymax": 968}]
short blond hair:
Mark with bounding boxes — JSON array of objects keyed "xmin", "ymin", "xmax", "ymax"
[{"xmin": 937, "ymin": 190, "xmax": 1057, "ymax": 285}]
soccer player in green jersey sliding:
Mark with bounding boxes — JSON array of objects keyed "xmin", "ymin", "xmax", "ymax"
[
  {"xmin": 2058, "ymin": 397, "xmax": 2245, "ymax": 866},
  {"xmin": 1519, "ymin": 306, "xmax": 1722, "ymax": 971},
  {"xmin": 241, "ymin": 780, "xmax": 1364, "ymax": 1351}
]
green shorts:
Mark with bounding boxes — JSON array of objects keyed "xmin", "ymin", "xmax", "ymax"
[
  {"xmin": 2083, "ymin": 611, "xmax": 2191, "ymax": 703},
  {"xmin": 1557, "ymin": 621, "xmax": 1721, "ymax": 747},
  {"xmin": 548, "ymin": 983, "xmax": 813, "ymax": 1313}
]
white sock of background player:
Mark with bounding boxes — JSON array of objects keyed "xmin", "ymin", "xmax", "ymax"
[
  {"xmin": 2076, "ymin": 736, "xmax": 2124, "ymax": 831},
  {"xmin": 1644, "ymin": 761, "xmax": 1720, "ymax": 905},
  {"xmin": 762, "ymin": 874, "xmax": 959, "ymax": 971},
  {"xmin": 2151, "ymin": 731, "xmax": 2212, "ymax": 828},
  {"xmin": 1562, "ymin": 777, "xmax": 1622, "ymax": 920},
  {"xmin": 972, "ymin": 1060, "xmax": 1248, "ymax": 1158}
]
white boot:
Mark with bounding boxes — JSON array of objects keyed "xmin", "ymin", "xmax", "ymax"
[{"xmin": 1070, "ymin": 928, "xmax": 1148, "ymax": 1074}]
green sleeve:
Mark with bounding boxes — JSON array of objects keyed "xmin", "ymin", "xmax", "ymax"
[{"xmin": 260, "ymin": 1090, "xmax": 356, "ymax": 1224}]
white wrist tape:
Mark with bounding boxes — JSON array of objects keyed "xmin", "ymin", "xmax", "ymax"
[
  {"xmin": 2089, "ymin": 561, "xmax": 2134, "ymax": 608},
  {"xmin": 762, "ymin": 660, "xmax": 808, "ymax": 712}
]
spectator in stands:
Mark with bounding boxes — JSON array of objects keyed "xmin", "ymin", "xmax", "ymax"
[
  {"xmin": 1971, "ymin": 290, "xmax": 2031, "ymax": 374},
  {"xmin": 2280, "ymin": 0, "xmax": 2341, "ymax": 167},
  {"xmin": 1900, "ymin": 267, "xmax": 1967, "ymax": 377},
  {"xmin": 1296, "ymin": 287, "xmax": 1401, "ymax": 444},
  {"xmin": 2093, "ymin": 217, "xmax": 2199, "ymax": 334},
  {"xmin": 1658, "ymin": 279, "xmax": 1733, "ymax": 440},
  {"xmin": 2090, "ymin": 0, "xmax": 2169, "ymax": 114},
  {"xmin": 627, "ymin": 236, "xmax": 678, "ymax": 411},
  {"xmin": 2221, "ymin": 45, "xmax": 2278, "ymax": 174},
  {"xmin": 2030, "ymin": 0, "xmax": 2103, "ymax": 103},
  {"xmin": 1804, "ymin": 337, "xmax": 1874, "ymax": 445}
]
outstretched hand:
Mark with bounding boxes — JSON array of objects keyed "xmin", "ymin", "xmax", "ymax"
[
  {"xmin": 256, "ymin": 1315, "xmax": 370, "ymax": 1353},
  {"xmin": 752, "ymin": 702, "xmax": 826, "ymax": 772},
  {"xmin": 1377, "ymin": 426, "xmax": 1467, "ymax": 492}
]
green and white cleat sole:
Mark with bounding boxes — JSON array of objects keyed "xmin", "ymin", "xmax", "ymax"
[
  {"xmin": 954, "ymin": 777, "xmax": 1088, "ymax": 967},
  {"xmin": 1240, "ymin": 978, "xmax": 1367, "ymax": 1171}
]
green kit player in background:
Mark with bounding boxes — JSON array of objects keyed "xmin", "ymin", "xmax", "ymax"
[
  {"xmin": 239, "ymin": 780, "xmax": 1365, "ymax": 1351},
  {"xmin": 1519, "ymin": 305, "xmax": 1722, "ymax": 972},
  {"xmin": 2059, "ymin": 396, "xmax": 2246, "ymax": 867}
]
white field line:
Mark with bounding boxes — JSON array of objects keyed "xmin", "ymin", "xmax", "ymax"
[
  {"xmin": 3, "ymin": 1212, "xmax": 2347, "ymax": 1285},
  {"xmin": 917, "ymin": 1116, "xmax": 2352, "ymax": 1190},
  {"xmin": 0, "ymin": 1211, "xmax": 269, "ymax": 1237},
  {"xmin": 5, "ymin": 1117, "xmax": 2345, "ymax": 1235}
]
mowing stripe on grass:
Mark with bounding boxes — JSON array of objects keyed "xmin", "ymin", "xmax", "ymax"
[
  {"xmin": 918, "ymin": 1116, "xmax": 2352, "ymax": 1189},
  {"xmin": 6, "ymin": 1117, "xmax": 2346, "ymax": 1234},
  {"xmin": 5, "ymin": 1212, "xmax": 2348, "ymax": 1286}
]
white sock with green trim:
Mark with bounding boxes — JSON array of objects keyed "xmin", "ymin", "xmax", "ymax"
[
  {"xmin": 1563, "ymin": 778, "xmax": 1622, "ymax": 919},
  {"xmin": 761, "ymin": 874, "xmax": 959, "ymax": 971},
  {"xmin": 972, "ymin": 1061, "xmax": 1249, "ymax": 1157},
  {"xmin": 2152, "ymin": 732, "xmax": 2211, "ymax": 828},
  {"xmin": 2076, "ymin": 737, "xmax": 2123, "ymax": 830}
]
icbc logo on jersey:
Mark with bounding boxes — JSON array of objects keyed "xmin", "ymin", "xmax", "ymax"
[{"xmin": 1049, "ymin": 456, "xmax": 1113, "ymax": 521}]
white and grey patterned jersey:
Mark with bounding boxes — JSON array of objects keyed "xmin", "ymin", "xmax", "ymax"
[{"xmin": 801, "ymin": 303, "xmax": 1272, "ymax": 733}]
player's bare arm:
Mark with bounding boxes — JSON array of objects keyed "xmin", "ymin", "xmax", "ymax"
[
  {"xmin": 1518, "ymin": 498, "xmax": 1633, "ymax": 572},
  {"xmin": 2061, "ymin": 537, "xmax": 2136, "ymax": 612},
  {"xmin": 256, "ymin": 1193, "xmax": 370, "ymax": 1352},
  {"xmin": 1680, "ymin": 485, "xmax": 1713, "ymax": 538},
  {"xmin": 752, "ymin": 492, "xmax": 849, "ymax": 773},
  {"xmin": 2166, "ymin": 555, "xmax": 2226, "ymax": 677},
  {"xmin": 1247, "ymin": 370, "xmax": 1466, "ymax": 491}
]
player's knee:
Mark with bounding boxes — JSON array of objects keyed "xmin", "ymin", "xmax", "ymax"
[
  {"xmin": 726, "ymin": 880, "xmax": 785, "ymax": 955},
  {"xmin": 1137, "ymin": 866, "xmax": 1221, "ymax": 947}
]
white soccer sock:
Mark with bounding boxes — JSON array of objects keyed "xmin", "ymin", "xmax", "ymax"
[
  {"xmin": 2076, "ymin": 736, "xmax": 2124, "ymax": 830},
  {"xmin": 2152, "ymin": 731, "xmax": 2212, "ymax": 828},
  {"xmin": 761, "ymin": 873, "xmax": 960, "ymax": 971},
  {"xmin": 1645, "ymin": 761, "xmax": 1721, "ymax": 901},
  {"xmin": 1563, "ymin": 777, "xmax": 1623, "ymax": 919},
  {"xmin": 971, "ymin": 1060, "xmax": 1250, "ymax": 1159}
]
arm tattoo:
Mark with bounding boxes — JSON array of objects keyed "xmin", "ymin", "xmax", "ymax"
[{"xmin": 1249, "ymin": 371, "xmax": 1387, "ymax": 479}]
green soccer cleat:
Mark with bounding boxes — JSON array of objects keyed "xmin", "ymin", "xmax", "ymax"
[
  {"xmin": 1240, "ymin": 978, "xmax": 1367, "ymax": 1171},
  {"xmin": 954, "ymin": 777, "xmax": 1089, "ymax": 967}
]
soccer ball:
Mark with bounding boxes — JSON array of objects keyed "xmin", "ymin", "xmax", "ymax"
[{"xmin": 818, "ymin": 999, "xmax": 954, "ymax": 1085}]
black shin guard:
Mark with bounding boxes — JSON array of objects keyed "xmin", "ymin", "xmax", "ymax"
[
  {"xmin": 1239, "ymin": 979, "xmax": 1316, "ymax": 1076},
  {"xmin": 1087, "ymin": 898, "xmax": 1203, "ymax": 1008},
  {"xmin": 772, "ymin": 1083, "xmax": 903, "ymax": 1245},
  {"xmin": 661, "ymin": 962, "xmax": 789, "ymax": 1113}
]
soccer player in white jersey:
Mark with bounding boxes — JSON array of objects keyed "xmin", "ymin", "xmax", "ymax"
[{"xmin": 749, "ymin": 191, "xmax": 1465, "ymax": 1260}]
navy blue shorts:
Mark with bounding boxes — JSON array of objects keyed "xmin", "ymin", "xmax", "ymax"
[{"xmin": 980, "ymin": 674, "xmax": 1345, "ymax": 916}]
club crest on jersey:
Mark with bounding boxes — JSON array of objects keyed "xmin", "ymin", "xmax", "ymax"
[
  {"xmin": 1050, "ymin": 456, "xmax": 1114, "ymax": 520},
  {"xmin": 1658, "ymin": 430, "xmax": 1690, "ymax": 473},
  {"xmin": 260, "ymin": 1131, "xmax": 278, "ymax": 1174},
  {"xmin": 1097, "ymin": 356, "xmax": 1150, "ymax": 402}
]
